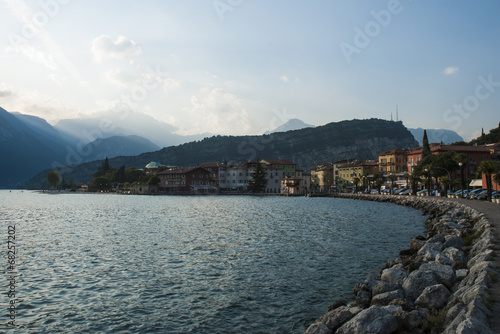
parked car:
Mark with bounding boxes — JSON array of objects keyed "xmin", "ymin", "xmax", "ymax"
[
  {"xmin": 467, "ymin": 189, "xmax": 483, "ymax": 199},
  {"xmin": 416, "ymin": 189, "xmax": 429, "ymax": 196},
  {"xmin": 399, "ymin": 189, "xmax": 413, "ymax": 196},
  {"xmin": 477, "ymin": 190, "xmax": 498, "ymax": 201}
]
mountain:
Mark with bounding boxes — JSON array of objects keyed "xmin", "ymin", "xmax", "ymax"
[
  {"xmin": 409, "ymin": 128, "xmax": 463, "ymax": 145},
  {"xmin": 27, "ymin": 118, "xmax": 419, "ymax": 187},
  {"xmin": 0, "ymin": 107, "xmax": 66, "ymax": 188},
  {"xmin": 81, "ymin": 135, "xmax": 160, "ymax": 161},
  {"xmin": 54, "ymin": 110, "xmax": 208, "ymax": 148},
  {"xmin": 0, "ymin": 107, "xmax": 175, "ymax": 188},
  {"xmin": 265, "ymin": 118, "xmax": 314, "ymax": 134}
]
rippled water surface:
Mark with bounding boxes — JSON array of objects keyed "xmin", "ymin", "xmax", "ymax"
[{"xmin": 0, "ymin": 191, "xmax": 426, "ymax": 333}]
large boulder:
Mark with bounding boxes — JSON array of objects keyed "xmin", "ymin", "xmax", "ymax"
[
  {"xmin": 443, "ymin": 247, "xmax": 467, "ymax": 265},
  {"xmin": 336, "ymin": 306, "xmax": 398, "ymax": 334},
  {"xmin": 381, "ymin": 267, "xmax": 408, "ymax": 285},
  {"xmin": 415, "ymin": 284, "xmax": 451, "ymax": 310},
  {"xmin": 402, "ymin": 270, "xmax": 440, "ymax": 302},
  {"xmin": 417, "ymin": 242, "xmax": 444, "ymax": 261},
  {"xmin": 371, "ymin": 289, "xmax": 405, "ymax": 307},
  {"xmin": 419, "ymin": 263, "xmax": 456, "ymax": 289},
  {"xmin": 316, "ymin": 306, "xmax": 361, "ymax": 332}
]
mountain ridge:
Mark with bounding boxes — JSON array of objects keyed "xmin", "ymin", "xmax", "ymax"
[{"xmin": 27, "ymin": 118, "xmax": 419, "ymax": 188}]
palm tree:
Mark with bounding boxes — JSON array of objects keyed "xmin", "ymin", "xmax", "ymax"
[
  {"xmin": 353, "ymin": 177, "xmax": 360, "ymax": 193},
  {"xmin": 387, "ymin": 174, "xmax": 398, "ymax": 194},
  {"xmin": 476, "ymin": 160, "xmax": 500, "ymax": 202}
]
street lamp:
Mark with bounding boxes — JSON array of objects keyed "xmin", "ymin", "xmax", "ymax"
[
  {"xmin": 458, "ymin": 162, "xmax": 464, "ymax": 197},
  {"xmin": 424, "ymin": 168, "xmax": 431, "ymax": 196}
]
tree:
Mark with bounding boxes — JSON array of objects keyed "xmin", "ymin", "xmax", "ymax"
[
  {"xmin": 94, "ymin": 157, "xmax": 112, "ymax": 178},
  {"xmin": 148, "ymin": 175, "xmax": 161, "ymax": 185},
  {"xmin": 476, "ymin": 160, "xmax": 500, "ymax": 202},
  {"xmin": 387, "ymin": 174, "xmax": 398, "ymax": 194},
  {"xmin": 422, "ymin": 129, "xmax": 431, "ymax": 158},
  {"xmin": 91, "ymin": 176, "xmax": 112, "ymax": 191},
  {"xmin": 248, "ymin": 160, "xmax": 267, "ymax": 193},
  {"xmin": 353, "ymin": 177, "xmax": 361, "ymax": 192},
  {"xmin": 47, "ymin": 170, "xmax": 60, "ymax": 190}
]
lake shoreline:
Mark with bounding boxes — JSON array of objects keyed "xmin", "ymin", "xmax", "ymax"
[{"xmin": 305, "ymin": 193, "xmax": 496, "ymax": 333}]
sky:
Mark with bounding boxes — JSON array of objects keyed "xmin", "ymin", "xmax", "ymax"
[{"xmin": 0, "ymin": 0, "xmax": 499, "ymax": 140}]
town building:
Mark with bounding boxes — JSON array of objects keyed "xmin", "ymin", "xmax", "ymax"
[
  {"xmin": 281, "ymin": 169, "xmax": 310, "ymax": 195},
  {"xmin": 337, "ymin": 160, "xmax": 379, "ymax": 190},
  {"xmin": 157, "ymin": 167, "xmax": 217, "ymax": 193},
  {"xmin": 378, "ymin": 149, "xmax": 409, "ymax": 174},
  {"xmin": 260, "ymin": 159, "xmax": 296, "ymax": 178},
  {"xmin": 310, "ymin": 163, "xmax": 333, "ymax": 192},
  {"xmin": 406, "ymin": 143, "xmax": 491, "ymax": 179}
]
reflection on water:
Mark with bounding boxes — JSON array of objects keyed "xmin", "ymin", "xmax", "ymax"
[{"xmin": 1, "ymin": 191, "xmax": 426, "ymax": 333}]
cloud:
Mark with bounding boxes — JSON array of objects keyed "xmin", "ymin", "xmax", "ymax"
[
  {"xmin": 280, "ymin": 75, "xmax": 290, "ymax": 83},
  {"xmin": 443, "ymin": 66, "xmax": 459, "ymax": 75},
  {"xmin": 178, "ymin": 88, "xmax": 258, "ymax": 135},
  {"xmin": 92, "ymin": 35, "xmax": 142, "ymax": 62},
  {"xmin": 5, "ymin": 44, "xmax": 58, "ymax": 70},
  {"xmin": 0, "ymin": 88, "xmax": 13, "ymax": 98},
  {"xmin": 105, "ymin": 69, "xmax": 136, "ymax": 86},
  {"xmin": 163, "ymin": 77, "xmax": 181, "ymax": 90}
]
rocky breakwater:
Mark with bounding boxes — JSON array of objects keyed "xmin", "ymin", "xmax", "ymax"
[{"xmin": 305, "ymin": 194, "xmax": 497, "ymax": 334}]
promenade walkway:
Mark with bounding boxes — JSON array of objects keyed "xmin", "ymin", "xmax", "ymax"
[{"xmin": 432, "ymin": 197, "xmax": 500, "ymax": 333}]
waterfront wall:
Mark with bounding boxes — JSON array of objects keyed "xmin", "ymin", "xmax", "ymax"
[{"xmin": 305, "ymin": 194, "xmax": 497, "ymax": 334}]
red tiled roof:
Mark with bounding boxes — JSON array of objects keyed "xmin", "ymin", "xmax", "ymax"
[{"xmin": 377, "ymin": 148, "xmax": 410, "ymax": 156}]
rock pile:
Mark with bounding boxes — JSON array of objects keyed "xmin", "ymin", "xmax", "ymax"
[{"xmin": 304, "ymin": 194, "xmax": 497, "ymax": 334}]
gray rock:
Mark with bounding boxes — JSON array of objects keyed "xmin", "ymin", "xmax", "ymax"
[
  {"xmin": 455, "ymin": 318, "xmax": 495, "ymax": 334},
  {"xmin": 371, "ymin": 289, "xmax": 405, "ymax": 307},
  {"xmin": 337, "ymin": 306, "xmax": 398, "ymax": 334},
  {"xmin": 435, "ymin": 252, "xmax": 453, "ymax": 266},
  {"xmin": 304, "ymin": 322, "xmax": 331, "ymax": 334},
  {"xmin": 415, "ymin": 284, "xmax": 451, "ymax": 310},
  {"xmin": 372, "ymin": 282, "xmax": 402, "ymax": 296},
  {"xmin": 468, "ymin": 249, "xmax": 494, "ymax": 269},
  {"xmin": 318, "ymin": 306, "xmax": 361, "ymax": 332},
  {"xmin": 443, "ymin": 247, "xmax": 467, "ymax": 264},
  {"xmin": 417, "ymin": 242, "xmax": 444, "ymax": 261},
  {"xmin": 428, "ymin": 234, "xmax": 446, "ymax": 244},
  {"xmin": 420, "ymin": 263, "xmax": 456, "ymax": 289},
  {"xmin": 381, "ymin": 267, "xmax": 408, "ymax": 285},
  {"xmin": 456, "ymin": 269, "xmax": 468, "ymax": 281},
  {"xmin": 402, "ymin": 270, "xmax": 440, "ymax": 302},
  {"xmin": 446, "ymin": 303, "xmax": 465, "ymax": 326},
  {"xmin": 352, "ymin": 290, "xmax": 371, "ymax": 308},
  {"xmin": 444, "ymin": 235, "xmax": 464, "ymax": 249}
]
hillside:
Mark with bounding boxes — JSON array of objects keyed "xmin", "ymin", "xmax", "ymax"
[
  {"xmin": 0, "ymin": 107, "xmax": 66, "ymax": 188},
  {"xmin": 408, "ymin": 128, "xmax": 463, "ymax": 145},
  {"xmin": 27, "ymin": 118, "xmax": 418, "ymax": 187},
  {"xmin": 81, "ymin": 135, "xmax": 160, "ymax": 161}
]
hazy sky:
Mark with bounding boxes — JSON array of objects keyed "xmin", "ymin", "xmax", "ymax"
[{"xmin": 1, "ymin": 0, "xmax": 499, "ymax": 140}]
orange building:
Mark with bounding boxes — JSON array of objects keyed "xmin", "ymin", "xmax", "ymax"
[
  {"xmin": 378, "ymin": 149, "xmax": 409, "ymax": 174},
  {"xmin": 406, "ymin": 143, "xmax": 491, "ymax": 178}
]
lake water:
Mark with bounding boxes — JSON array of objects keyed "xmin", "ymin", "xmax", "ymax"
[{"xmin": 0, "ymin": 191, "xmax": 426, "ymax": 333}]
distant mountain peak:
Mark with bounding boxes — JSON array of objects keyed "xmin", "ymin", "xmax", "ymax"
[
  {"xmin": 265, "ymin": 118, "xmax": 314, "ymax": 134},
  {"xmin": 408, "ymin": 128, "xmax": 464, "ymax": 145}
]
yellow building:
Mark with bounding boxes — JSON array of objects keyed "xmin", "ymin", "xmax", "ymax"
[
  {"xmin": 377, "ymin": 149, "xmax": 409, "ymax": 174},
  {"xmin": 337, "ymin": 160, "xmax": 379, "ymax": 188},
  {"xmin": 310, "ymin": 163, "xmax": 333, "ymax": 192}
]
